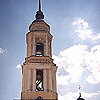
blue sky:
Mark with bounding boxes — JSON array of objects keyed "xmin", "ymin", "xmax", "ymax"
[{"xmin": 0, "ymin": 0, "xmax": 100, "ymax": 100}]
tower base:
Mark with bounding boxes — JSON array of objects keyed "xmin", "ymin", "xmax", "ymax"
[{"xmin": 21, "ymin": 91, "xmax": 58, "ymax": 100}]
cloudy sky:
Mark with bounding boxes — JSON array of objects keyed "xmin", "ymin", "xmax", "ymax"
[{"xmin": 0, "ymin": 0, "xmax": 100, "ymax": 100}]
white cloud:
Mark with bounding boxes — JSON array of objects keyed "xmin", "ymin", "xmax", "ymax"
[
  {"xmin": 82, "ymin": 91, "xmax": 100, "ymax": 99},
  {"xmin": 72, "ymin": 18, "xmax": 100, "ymax": 41},
  {"xmin": 54, "ymin": 44, "xmax": 87, "ymax": 84},
  {"xmin": 53, "ymin": 18, "xmax": 100, "ymax": 100},
  {"xmin": 16, "ymin": 64, "xmax": 22, "ymax": 98},
  {"xmin": 58, "ymin": 92, "xmax": 77, "ymax": 100},
  {"xmin": 53, "ymin": 44, "xmax": 100, "ymax": 85},
  {"xmin": 16, "ymin": 64, "xmax": 22, "ymax": 80},
  {"xmin": 0, "ymin": 48, "xmax": 7, "ymax": 55},
  {"xmin": 57, "ymin": 74, "xmax": 69, "ymax": 85},
  {"xmin": 86, "ymin": 75, "xmax": 100, "ymax": 84},
  {"xmin": 16, "ymin": 64, "xmax": 22, "ymax": 71}
]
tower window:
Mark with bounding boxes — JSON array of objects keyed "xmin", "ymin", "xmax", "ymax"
[
  {"xmin": 36, "ymin": 69, "xmax": 44, "ymax": 91},
  {"xmin": 36, "ymin": 43, "xmax": 44, "ymax": 56}
]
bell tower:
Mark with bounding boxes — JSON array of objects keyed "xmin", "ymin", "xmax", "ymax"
[{"xmin": 21, "ymin": 0, "xmax": 58, "ymax": 100}]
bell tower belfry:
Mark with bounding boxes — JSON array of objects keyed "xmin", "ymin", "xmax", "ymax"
[{"xmin": 21, "ymin": 0, "xmax": 58, "ymax": 100}]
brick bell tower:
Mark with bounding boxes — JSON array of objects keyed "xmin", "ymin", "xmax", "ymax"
[{"xmin": 21, "ymin": 0, "xmax": 58, "ymax": 100}]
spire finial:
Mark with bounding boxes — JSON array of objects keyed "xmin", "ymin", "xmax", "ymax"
[
  {"xmin": 35, "ymin": 0, "xmax": 44, "ymax": 20},
  {"xmin": 79, "ymin": 93, "xmax": 81, "ymax": 98},
  {"xmin": 79, "ymin": 85, "xmax": 81, "ymax": 96},
  {"xmin": 39, "ymin": 0, "xmax": 41, "ymax": 11},
  {"xmin": 79, "ymin": 85, "xmax": 81, "ymax": 91}
]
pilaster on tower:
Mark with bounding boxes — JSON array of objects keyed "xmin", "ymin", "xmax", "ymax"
[{"xmin": 21, "ymin": 0, "xmax": 58, "ymax": 100}]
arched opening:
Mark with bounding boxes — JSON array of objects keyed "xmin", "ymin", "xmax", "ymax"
[
  {"xmin": 35, "ymin": 96, "xmax": 43, "ymax": 100},
  {"xmin": 36, "ymin": 43, "xmax": 44, "ymax": 56},
  {"xmin": 36, "ymin": 69, "xmax": 44, "ymax": 91}
]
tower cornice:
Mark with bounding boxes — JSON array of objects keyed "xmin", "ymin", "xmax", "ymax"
[{"xmin": 24, "ymin": 56, "xmax": 54, "ymax": 64}]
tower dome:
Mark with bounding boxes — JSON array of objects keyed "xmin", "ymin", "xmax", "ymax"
[
  {"xmin": 29, "ymin": 0, "xmax": 50, "ymax": 32},
  {"xmin": 29, "ymin": 20, "xmax": 50, "ymax": 33}
]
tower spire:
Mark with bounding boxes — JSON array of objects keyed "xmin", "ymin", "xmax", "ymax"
[
  {"xmin": 39, "ymin": 0, "xmax": 41, "ymax": 11},
  {"xmin": 79, "ymin": 85, "xmax": 81, "ymax": 94},
  {"xmin": 35, "ymin": 0, "xmax": 44, "ymax": 20},
  {"xmin": 77, "ymin": 85, "xmax": 85, "ymax": 100}
]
